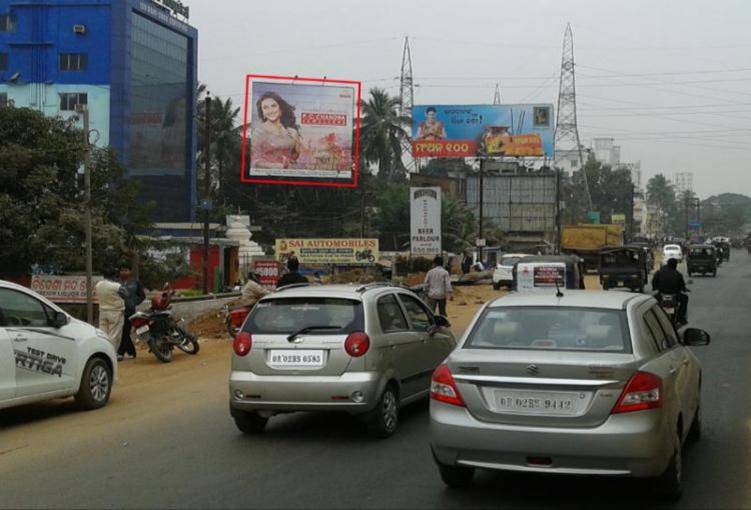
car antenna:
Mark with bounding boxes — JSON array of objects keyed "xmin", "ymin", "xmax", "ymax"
[{"xmin": 555, "ymin": 277, "xmax": 564, "ymax": 298}]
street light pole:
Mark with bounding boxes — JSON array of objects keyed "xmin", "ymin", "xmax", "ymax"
[
  {"xmin": 478, "ymin": 158, "xmax": 484, "ymax": 262},
  {"xmin": 77, "ymin": 105, "xmax": 93, "ymax": 324},
  {"xmin": 202, "ymin": 93, "xmax": 211, "ymax": 295}
]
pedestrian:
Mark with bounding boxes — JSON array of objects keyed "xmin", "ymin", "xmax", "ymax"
[
  {"xmin": 424, "ymin": 255, "xmax": 453, "ymax": 316},
  {"xmin": 277, "ymin": 256, "xmax": 308, "ymax": 287},
  {"xmin": 119, "ymin": 263, "xmax": 146, "ymax": 360},
  {"xmin": 461, "ymin": 251, "xmax": 472, "ymax": 275},
  {"xmin": 95, "ymin": 267, "xmax": 128, "ymax": 356},
  {"xmin": 241, "ymin": 271, "xmax": 270, "ymax": 308}
]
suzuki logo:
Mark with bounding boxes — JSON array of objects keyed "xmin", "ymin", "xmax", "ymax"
[{"xmin": 526, "ymin": 364, "xmax": 539, "ymax": 375}]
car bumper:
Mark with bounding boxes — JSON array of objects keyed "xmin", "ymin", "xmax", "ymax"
[
  {"xmin": 229, "ymin": 371, "xmax": 382, "ymax": 414},
  {"xmin": 430, "ymin": 401, "xmax": 672, "ymax": 478}
]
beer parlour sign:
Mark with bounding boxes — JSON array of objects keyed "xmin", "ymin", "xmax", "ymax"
[{"xmin": 410, "ymin": 187, "xmax": 442, "ymax": 256}]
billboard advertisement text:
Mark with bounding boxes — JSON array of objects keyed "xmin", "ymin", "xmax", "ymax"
[
  {"xmin": 275, "ymin": 238, "xmax": 379, "ymax": 265},
  {"xmin": 241, "ymin": 75, "xmax": 361, "ymax": 188},
  {"xmin": 410, "ymin": 187, "xmax": 442, "ymax": 256},
  {"xmin": 411, "ymin": 104, "xmax": 554, "ymax": 158}
]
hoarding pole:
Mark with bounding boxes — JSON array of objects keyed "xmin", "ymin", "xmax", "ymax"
[
  {"xmin": 202, "ymin": 94, "xmax": 211, "ymax": 295},
  {"xmin": 79, "ymin": 106, "xmax": 93, "ymax": 325},
  {"xmin": 478, "ymin": 158, "xmax": 484, "ymax": 262},
  {"xmin": 556, "ymin": 167, "xmax": 561, "ymax": 254}
]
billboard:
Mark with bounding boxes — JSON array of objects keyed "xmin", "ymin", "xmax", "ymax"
[
  {"xmin": 411, "ymin": 104, "xmax": 554, "ymax": 158},
  {"xmin": 410, "ymin": 187, "xmax": 442, "ymax": 256},
  {"xmin": 275, "ymin": 238, "xmax": 379, "ymax": 265},
  {"xmin": 241, "ymin": 74, "xmax": 361, "ymax": 188},
  {"xmin": 30, "ymin": 275, "xmax": 103, "ymax": 303},
  {"xmin": 253, "ymin": 260, "xmax": 281, "ymax": 290}
]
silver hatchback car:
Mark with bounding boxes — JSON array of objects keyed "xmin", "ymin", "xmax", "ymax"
[
  {"xmin": 430, "ymin": 290, "xmax": 710, "ymax": 500},
  {"xmin": 230, "ymin": 283, "xmax": 456, "ymax": 437}
]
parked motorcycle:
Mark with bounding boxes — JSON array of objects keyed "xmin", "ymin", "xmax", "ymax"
[
  {"xmin": 130, "ymin": 287, "xmax": 200, "ymax": 363},
  {"xmin": 223, "ymin": 304, "xmax": 250, "ymax": 339}
]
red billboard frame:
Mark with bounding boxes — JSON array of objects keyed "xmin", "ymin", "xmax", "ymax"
[{"xmin": 239, "ymin": 74, "xmax": 362, "ymax": 188}]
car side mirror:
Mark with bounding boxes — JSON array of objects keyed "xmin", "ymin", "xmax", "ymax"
[
  {"xmin": 683, "ymin": 328, "xmax": 710, "ymax": 346},
  {"xmin": 52, "ymin": 311, "xmax": 69, "ymax": 328}
]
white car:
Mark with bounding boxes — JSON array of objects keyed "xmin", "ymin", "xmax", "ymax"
[
  {"xmin": 492, "ymin": 254, "xmax": 531, "ymax": 290},
  {"xmin": 662, "ymin": 244, "xmax": 683, "ymax": 263},
  {"xmin": 0, "ymin": 280, "xmax": 117, "ymax": 411}
]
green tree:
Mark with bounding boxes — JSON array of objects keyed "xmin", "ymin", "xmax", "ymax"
[
  {"xmin": 360, "ymin": 88, "xmax": 410, "ymax": 180},
  {"xmin": 646, "ymin": 174, "xmax": 677, "ymax": 234}
]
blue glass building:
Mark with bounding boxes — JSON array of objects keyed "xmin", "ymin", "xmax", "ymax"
[{"xmin": 0, "ymin": 0, "xmax": 198, "ymax": 221}]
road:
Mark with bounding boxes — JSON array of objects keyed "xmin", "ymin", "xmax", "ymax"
[{"xmin": 2, "ymin": 253, "xmax": 750, "ymax": 509}]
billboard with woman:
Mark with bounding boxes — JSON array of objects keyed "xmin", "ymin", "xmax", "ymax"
[{"xmin": 241, "ymin": 74, "xmax": 361, "ymax": 187}]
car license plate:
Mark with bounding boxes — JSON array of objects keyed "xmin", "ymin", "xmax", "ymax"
[
  {"xmin": 493, "ymin": 389, "xmax": 586, "ymax": 415},
  {"xmin": 267, "ymin": 349, "xmax": 324, "ymax": 369},
  {"xmin": 135, "ymin": 325, "xmax": 149, "ymax": 335}
]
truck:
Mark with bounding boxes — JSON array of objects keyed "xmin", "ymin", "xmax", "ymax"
[{"xmin": 561, "ymin": 224, "xmax": 623, "ymax": 272}]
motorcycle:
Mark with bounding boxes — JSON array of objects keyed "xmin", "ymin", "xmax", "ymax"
[
  {"xmin": 223, "ymin": 304, "xmax": 250, "ymax": 339},
  {"xmin": 655, "ymin": 291, "xmax": 689, "ymax": 328},
  {"xmin": 129, "ymin": 287, "xmax": 200, "ymax": 363}
]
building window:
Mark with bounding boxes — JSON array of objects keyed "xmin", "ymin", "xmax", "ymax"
[
  {"xmin": 59, "ymin": 93, "xmax": 88, "ymax": 111},
  {"xmin": 0, "ymin": 13, "xmax": 16, "ymax": 32},
  {"xmin": 0, "ymin": 52, "xmax": 7, "ymax": 71},
  {"xmin": 59, "ymin": 53, "xmax": 87, "ymax": 71},
  {"xmin": 0, "ymin": 93, "xmax": 8, "ymax": 107}
]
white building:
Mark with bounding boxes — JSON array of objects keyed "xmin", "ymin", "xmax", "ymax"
[
  {"xmin": 592, "ymin": 137, "xmax": 621, "ymax": 166},
  {"xmin": 673, "ymin": 172, "xmax": 694, "ymax": 196}
]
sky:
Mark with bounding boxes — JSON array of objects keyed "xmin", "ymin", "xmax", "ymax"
[{"xmin": 189, "ymin": 0, "xmax": 751, "ymax": 199}]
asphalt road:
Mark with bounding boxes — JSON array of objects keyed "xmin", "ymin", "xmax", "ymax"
[{"xmin": 2, "ymin": 252, "xmax": 750, "ymax": 509}]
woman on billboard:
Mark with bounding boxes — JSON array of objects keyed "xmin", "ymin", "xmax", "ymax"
[
  {"xmin": 416, "ymin": 106, "xmax": 447, "ymax": 140},
  {"xmin": 252, "ymin": 91, "xmax": 303, "ymax": 169}
]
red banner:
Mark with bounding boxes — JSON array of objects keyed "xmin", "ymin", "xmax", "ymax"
[
  {"xmin": 253, "ymin": 260, "xmax": 280, "ymax": 290},
  {"xmin": 411, "ymin": 140, "xmax": 477, "ymax": 158},
  {"xmin": 301, "ymin": 112, "xmax": 347, "ymax": 126}
]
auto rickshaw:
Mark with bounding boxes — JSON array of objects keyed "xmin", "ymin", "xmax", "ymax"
[
  {"xmin": 512, "ymin": 255, "xmax": 586, "ymax": 292},
  {"xmin": 687, "ymin": 244, "xmax": 718, "ymax": 277},
  {"xmin": 715, "ymin": 241, "xmax": 731, "ymax": 262},
  {"xmin": 628, "ymin": 241, "xmax": 655, "ymax": 271},
  {"xmin": 599, "ymin": 246, "xmax": 649, "ymax": 293}
]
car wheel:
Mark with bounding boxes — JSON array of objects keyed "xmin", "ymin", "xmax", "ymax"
[
  {"xmin": 437, "ymin": 461, "xmax": 475, "ymax": 489},
  {"xmin": 74, "ymin": 357, "xmax": 112, "ymax": 410},
  {"xmin": 367, "ymin": 384, "xmax": 399, "ymax": 438},
  {"xmin": 688, "ymin": 406, "xmax": 701, "ymax": 442},
  {"xmin": 492, "ymin": 281, "xmax": 501, "ymax": 290},
  {"xmin": 652, "ymin": 432, "xmax": 683, "ymax": 501},
  {"xmin": 234, "ymin": 411, "xmax": 268, "ymax": 434}
]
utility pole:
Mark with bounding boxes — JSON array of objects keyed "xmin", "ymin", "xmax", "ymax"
[
  {"xmin": 478, "ymin": 159, "xmax": 485, "ymax": 262},
  {"xmin": 77, "ymin": 105, "xmax": 94, "ymax": 324},
  {"xmin": 684, "ymin": 194, "xmax": 689, "ymax": 242},
  {"xmin": 556, "ymin": 167, "xmax": 561, "ymax": 254},
  {"xmin": 202, "ymin": 93, "xmax": 211, "ymax": 295}
]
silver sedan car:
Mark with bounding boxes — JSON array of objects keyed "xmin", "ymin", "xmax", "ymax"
[
  {"xmin": 230, "ymin": 283, "xmax": 456, "ymax": 438},
  {"xmin": 430, "ymin": 290, "xmax": 710, "ymax": 500}
]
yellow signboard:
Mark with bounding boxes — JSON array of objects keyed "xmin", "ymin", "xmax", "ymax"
[
  {"xmin": 611, "ymin": 214, "xmax": 626, "ymax": 226},
  {"xmin": 275, "ymin": 238, "xmax": 379, "ymax": 265}
]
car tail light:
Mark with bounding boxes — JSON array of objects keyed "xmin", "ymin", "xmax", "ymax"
[
  {"xmin": 233, "ymin": 332, "xmax": 253, "ymax": 357},
  {"xmin": 131, "ymin": 317, "xmax": 150, "ymax": 328},
  {"xmin": 612, "ymin": 371, "xmax": 662, "ymax": 414},
  {"xmin": 344, "ymin": 332, "xmax": 370, "ymax": 357},
  {"xmin": 430, "ymin": 364, "xmax": 465, "ymax": 407}
]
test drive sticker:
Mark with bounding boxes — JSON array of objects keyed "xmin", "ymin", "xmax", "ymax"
[{"xmin": 15, "ymin": 347, "xmax": 66, "ymax": 377}]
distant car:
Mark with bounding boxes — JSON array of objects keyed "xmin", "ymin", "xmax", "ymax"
[
  {"xmin": 430, "ymin": 290, "xmax": 710, "ymax": 501},
  {"xmin": 492, "ymin": 254, "xmax": 531, "ymax": 290},
  {"xmin": 662, "ymin": 244, "xmax": 683, "ymax": 263},
  {"xmin": 0, "ymin": 280, "xmax": 117, "ymax": 412},
  {"xmin": 229, "ymin": 283, "xmax": 456, "ymax": 438}
]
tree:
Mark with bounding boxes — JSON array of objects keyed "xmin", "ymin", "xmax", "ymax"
[
  {"xmin": 360, "ymin": 88, "xmax": 410, "ymax": 180},
  {"xmin": 646, "ymin": 174, "xmax": 677, "ymax": 235}
]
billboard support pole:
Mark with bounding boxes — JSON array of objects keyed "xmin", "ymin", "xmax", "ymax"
[
  {"xmin": 478, "ymin": 158, "xmax": 485, "ymax": 262},
  {"xmin": 556, "ymin": 167, "xmax": 561, "ymax": 255},
  {"xmin": 202, "ymin": 93, "xmax": 211, "ymax": 295}
]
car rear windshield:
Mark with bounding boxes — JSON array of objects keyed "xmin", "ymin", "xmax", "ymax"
[
  {"xmin": 690, "ymin": 247, "xmax": 713, "ymax": 256},
  {"xmin": 602, "ymin": 251, "xmax": 640, "ymax": 266},
  {"xmin": 501, "ymin": 256, "xmax": 522, "ymax": 266},
  {"xmin": 243, "ymin": 297, "xmax": 364, "ymax": 335},
  {"xmin": 465, "ymin": 307, "xmax": 631, "ymax": 353}
]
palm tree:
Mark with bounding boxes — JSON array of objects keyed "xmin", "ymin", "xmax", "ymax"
[{"xmin": 360, "ymin": 88, "xmax": 410, "ymax": 180}]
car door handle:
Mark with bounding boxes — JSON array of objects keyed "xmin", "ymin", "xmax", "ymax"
[
  {"xmin": 669, "ymin": 366, "xmax": 678, "ymax": 375},
  {"xmin": 682, "ymin": 359, "xmax": 690, "ymax": 366}
]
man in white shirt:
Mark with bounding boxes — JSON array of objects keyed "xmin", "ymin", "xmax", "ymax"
[
  {"xmin": 95, "ymin": 269, "xmax": 127, "ymax": 354},
  {"xmin": 424, "ymin": 256, "xmax": 453, "ymax": 316},
  {"xmin": 241, "ymin": 271, "xmax": 270, "ymax": 308}
]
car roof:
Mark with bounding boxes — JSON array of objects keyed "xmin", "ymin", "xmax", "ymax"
[
  {"xmin": 0, "ymin": 279, "xmax": 64, "ymax": 311},
  {"xmin": 516, "ymin": 255, "xmax": 582, "ymax": 265},
  {"xmin": 487, "ymin": 289, "xmax": 650, "ymax": 310},
  {"xmin": 501, "ymin": 253, "xmax": 531, "ymax": 259},
  {"xmin": 664, "ymin": 245, "xmax": 681, "ymax": 249},
  {"xmin": 261, "ymin": 283, "xmax": 410, "ymax": 302}
]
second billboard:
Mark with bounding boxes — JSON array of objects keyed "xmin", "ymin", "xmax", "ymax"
[{"xmin": 411, "ymin": 104, "xmax": 554, "ymax": 158}]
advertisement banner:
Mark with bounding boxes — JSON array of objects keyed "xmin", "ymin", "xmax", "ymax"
[
  {"xmin": 411, "ymin": 104, "xmax": 554, "ymax": 158},
  {"xmin": 516, "ymin": 263, "xmax": 566, "ymax": 292},
  {"xmin": 241, "ymin": 75, "xmax": 361, "ymax": 188},
  {"xmin": 30, "ymin": 275, "xmax": 103, "ymax": 303},
  {"xmin": 410, "ymin": 187, "xmax": 442, "ymax": 256},
  {"xmin": 611, "ymin": 213, "xmax": 626, "ymax": 226},
  {"xmin": 275, "ymin": 239, "xmax": 379, "ymax": 265},
  {"xmin": 253, "ymin": 260, "xmax": 280, "ymax": 290}
]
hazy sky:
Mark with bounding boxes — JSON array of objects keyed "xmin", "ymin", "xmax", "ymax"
[{"xmin": 190, "ymin": 0, "xmax": 751, "ymax": 199}]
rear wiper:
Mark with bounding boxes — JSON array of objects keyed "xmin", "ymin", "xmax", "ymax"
[{"xmin": 287, "ymin": 325, "xmax": 343, "ymax": 342}]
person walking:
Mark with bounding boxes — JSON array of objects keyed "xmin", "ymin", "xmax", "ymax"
[
  {"xmin": 461, "ymin": 251, "xmax": 473, "ymax": 275},
  {"xmin": 277, "ymin": 256, "xmax": 308, "ymax": 287},
  {"xmin": 95, "ymin": 268, "xmax": 128, "ymax": 356},
  {"xmin": 424, "ymin": 256, "xmax": 453, "ymax": 316},
  {"xmin": 119, "ymin": 263, "xmax": 146, "ymax": 360}
]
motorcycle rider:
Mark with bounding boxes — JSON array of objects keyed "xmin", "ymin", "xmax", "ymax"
[
  {"xmin": 241, "ymin": 271, "xmax": 269, "ymax": 308},
  {"xmin": 277, "ymin": 256, "xmax": 308, "ymax": 287},
  {"xmin": 651, "ymin": 258, "xmax": 689, "ymax": 324}
]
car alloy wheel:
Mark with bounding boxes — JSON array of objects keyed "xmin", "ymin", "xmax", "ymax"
[
  {"xmin": 89, "ymin": 364, "xmax": 110, "ymax": 403},
  {"xmin": 381, "ymin": 389, "xmax": 398, "ymax": 432}
]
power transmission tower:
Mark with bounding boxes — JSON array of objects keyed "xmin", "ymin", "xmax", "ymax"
[
  {"xmin": 554, "ymin": 23, "xmax": 592, "ymax": 209},
  {"xmin": 493, "ymin": 82, "xmax": 501, "ymax": 104},
  {"xmin": 399, "ymin": 36, "xmax": 416, "ymax": 172}
]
